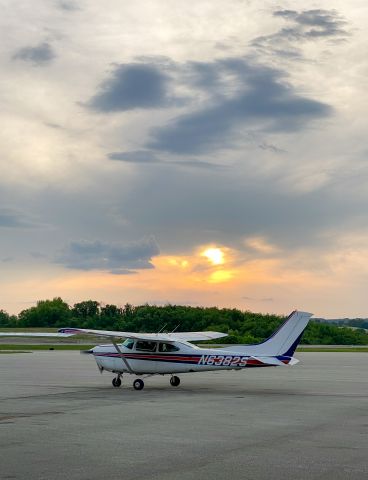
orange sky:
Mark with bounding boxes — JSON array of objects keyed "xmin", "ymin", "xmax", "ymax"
[{"xmin": 2, "ymin": 239, "xmax": 368, "ymax": 318}]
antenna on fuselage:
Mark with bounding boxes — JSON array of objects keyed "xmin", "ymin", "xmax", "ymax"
[{"xmin": 157, "ymin": 324, "xmax": 167, "ymax": 334}]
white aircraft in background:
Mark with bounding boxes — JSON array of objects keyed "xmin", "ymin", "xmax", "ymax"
[{"xmin": 1, "ymin": 310, "xmax": 312, "ymax": 390}]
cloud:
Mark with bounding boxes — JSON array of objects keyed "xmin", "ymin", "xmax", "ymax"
[
  {"xmin": 109, "ymin": 150, "xmax": 159, "ymax": 163},
  {"xmin": 242, "ymin": 296, "xmax": 274, "ymax": 303},
  {"xmin": 55, "ymin": 237, "xmax": 160, "ymax": 274},
  {"xmin": 253, "ymin": 9, "xmax": 348, "ymax": 54},
  {"xmin": 0, "ymin": 208, "xmax": 39, "ymax": 228},
  {"xmin": 88, "ymin": 54, "xmax": 331, "ymax": 156},
  {"xmin": 88, "ymin": 63, "xmax": 176, "ymax": 112},
  {"xmin": 258, "ymin": 142, "xmax": 286, "ymax": 154},
  {"xmin": 147, "ymin": 59, "xmax": 331, "ymax": 155},
  {"xmin": 108, "ymin": 150, "xmax": 224, "ymax": 170},
  {"xmin": 2, "ymin": 257, "xmax": 14, "ymax": 263},
  {"xmin": 57, "ymin": 1, "xmax": 80, "ymax": 11},
  {"xmin": 114, "ymin": 157, "xmax": 368, "ymax": 256},
  {"xmin": 12, "ymin": 42, "xmax": 55, "ymax": 65},
  {"xmin": 274, "ymin": 9, "xmax": 347, "ymax": 38}
]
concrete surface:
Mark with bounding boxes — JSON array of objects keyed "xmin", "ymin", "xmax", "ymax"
[{"xmin": 0, "ymin": 352, "xmax": 367, "ymax": 480}]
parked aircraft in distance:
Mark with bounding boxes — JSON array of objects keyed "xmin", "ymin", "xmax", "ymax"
[{"xmin": 1, "ymin": 310, "xmax": 312, "ymax": 390}]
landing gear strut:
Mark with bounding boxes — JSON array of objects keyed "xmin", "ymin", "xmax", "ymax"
[
  {"xmin": 133, "ymin": 379, "xmax": 144, "ymax": 390},
  {"xmin": 112, "ymin": 375, "xmax": 122, "ymax": 388},
  {"xmin": 170, "ymin": 376, "xmax": 180, "ymax": 387}
]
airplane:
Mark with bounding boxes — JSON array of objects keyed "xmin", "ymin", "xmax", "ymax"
[{"xmin": 0, "ymin": 310, "xmax": 312, "ymax": 390}]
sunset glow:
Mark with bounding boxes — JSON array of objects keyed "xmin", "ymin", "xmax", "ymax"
[{"xmin": 201, "ymin": 248, "xmax": 225, "ymax": 266}]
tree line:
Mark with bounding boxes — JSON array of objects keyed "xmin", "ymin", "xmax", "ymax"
[{"xmin": 1, "ymin": 297, "xmax": 367, "ymax": 345}]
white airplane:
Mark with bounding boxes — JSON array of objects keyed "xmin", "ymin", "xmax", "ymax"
[{"xmin": 1, "ymin": 310, "xmax": 312, "ymax": 390}]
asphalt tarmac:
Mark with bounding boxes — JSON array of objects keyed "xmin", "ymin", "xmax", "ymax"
[{"xmin": 0, "ymin": 352, "xmax": 367, "ymax": 480}]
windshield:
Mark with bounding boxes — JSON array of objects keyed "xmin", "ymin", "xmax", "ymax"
[{"xmin": 122, "ymin": 338, "xmax": 134, "ymax": 350}]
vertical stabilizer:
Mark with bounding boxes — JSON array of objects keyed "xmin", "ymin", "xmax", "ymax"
[{"xmin": 225, "ymin": 311, "xmax": 312, "ymax": 356}]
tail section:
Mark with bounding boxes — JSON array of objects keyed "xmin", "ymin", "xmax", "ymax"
[{"xmin": 225, "ymin": 310, "xmax": 312, "ymax": 356}]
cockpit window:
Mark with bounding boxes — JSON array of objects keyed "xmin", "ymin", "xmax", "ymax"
[
  {"xmin": 158, "ymin": 342, "xmax": 179, "ymax": 353},
  {"xmin": 122, "ymin": 338, "xmax": 134, "ymax": 350},
  {"xmin": 135, "ymin": 341, "xmax": 157, "ymax": 352}
]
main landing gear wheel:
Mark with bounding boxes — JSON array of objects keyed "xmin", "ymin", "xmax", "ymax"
[
  {"xmin": 112, "ymin": 376, "xmax": 122, "ymax": 388},
  {"xmin": 170, "ymin": 376, "xmax": 180, "ymax": 387},
  {"xmin": 133, "ymin": 379, "xmax": 144, "ymax": 390}
]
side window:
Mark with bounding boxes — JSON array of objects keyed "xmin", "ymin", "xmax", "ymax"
[
  {"xmin": 135, "ymin": 341, "xmax": 157, "ymax": 352},
  {"xmin": 159, "ymin": 342, "xmax": 180, "ymax": 353},
  {"xmin": 122, "ymin": 338, "xmax": 134, "ymax": 350}
]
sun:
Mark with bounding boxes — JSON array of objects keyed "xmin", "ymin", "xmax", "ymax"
[{"xmin": 202, "ymin": 247, "xmax": 225, "ymax": 265}]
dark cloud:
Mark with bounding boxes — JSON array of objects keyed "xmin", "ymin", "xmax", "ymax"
[
  {"xmin": 108, "ymin": 150, "xmax": 224, "ymax": 170},
  {"xmin": 45, "ymin": 122, "xmax": 64, "ymax": 130},
  {"xmin": 88, "ymin": 63, "xmax": 176, "ymax": 112},
  {"xmin": 173, "ymin": 160, "xmax": 224, "ymax": 170},
  {"xmin": 147, "ymin": 59, "xmax": 331, "ymax": 155},
  {"xmin": 275, "ymin": 9, "xmax": 347, "ymax": 36},
  {"xmin": 258, "ymin": 142, "xmax": 286, "ymax": 154},
  {"xmin": 253, "ymin": 9, "xmax": 348, "ymax": 53},
  {"xmin": 58, "ymin": 1, "xmax": 80, "ymax": 11},
  {"xmin": 88, "ymin": 54, "xmax": 331, "ymax": 156},
  {"xmin": 12, "ymin": 42, "xmax": 55, "ymax": 65},
  {"xmin": 55, "ymin": 237, "xmax": 160, "ymax": 274},
  {"xmin": 184, "ymin": 61, "xmax": 224, "ymax": 92},
  {"xmin": 109, "ymin": 150, "xmax": 159, "ymax": 163}
]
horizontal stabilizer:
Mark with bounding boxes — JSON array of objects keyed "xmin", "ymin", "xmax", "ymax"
[{"xmin": 250, "ymin": 356, "xmax": 286, "ymax": 366}]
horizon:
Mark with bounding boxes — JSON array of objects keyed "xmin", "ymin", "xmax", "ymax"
[{"xmin": 2, "ymin": 298, "xmax": 368, "ymax": 321}]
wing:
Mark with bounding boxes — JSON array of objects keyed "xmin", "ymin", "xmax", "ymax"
[
  {"xmin": 58, "ymin": 328, "xmax": 228, "ymax": 342},
  {"xmin": 168, "ymin": 331, "xmax": 228, "ymax": 341}
]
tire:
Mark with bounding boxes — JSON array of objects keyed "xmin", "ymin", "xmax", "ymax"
[
  {"xmin": 170, "ymin": 376, "xmax": 180, "ymax": 387},
  {"xmin": 133, "ymin": 379, "xmax": 144, "ymax": 390},
  {"xmin": 112, "ymin": 377, "xmax": 121, "ymax": 387}
]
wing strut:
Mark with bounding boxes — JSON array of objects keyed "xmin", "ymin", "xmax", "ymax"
[{"xmin": 112, "ymin": 340, "xmax": 134, "ymax": 374}]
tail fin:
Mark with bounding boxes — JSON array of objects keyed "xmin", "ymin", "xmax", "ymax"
[{"xmin": 225, "ymin": 311, "xmax": 312, "ymax": 356}]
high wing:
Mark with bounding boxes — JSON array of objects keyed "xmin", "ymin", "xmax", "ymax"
[{"xmin": 58, "ymin": 328, "xmax": 228, "ymax": 342}]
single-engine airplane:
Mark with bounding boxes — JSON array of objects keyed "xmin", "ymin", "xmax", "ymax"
[{"xmin": 1, "ymin": 310, "xmax": 312, "ymax": 390}]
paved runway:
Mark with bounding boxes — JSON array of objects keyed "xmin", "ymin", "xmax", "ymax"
[{"xmin": 0, "ymin": 352, "xmax": 367, "ymax": 480}]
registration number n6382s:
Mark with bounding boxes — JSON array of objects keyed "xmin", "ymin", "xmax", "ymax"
[{"xmin": 198, "ymin": 355, "xmax": 248, "ymax": 367}]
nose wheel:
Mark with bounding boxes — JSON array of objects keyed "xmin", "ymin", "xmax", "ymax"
[{"xmin": 170, "ymin": 376, "xmax": 180, "ymax": 387}]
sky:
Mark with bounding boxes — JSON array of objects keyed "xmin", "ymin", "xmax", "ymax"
[{"xmin": 1, "ymin": 0, "xmax": 367, "ymax": 318}]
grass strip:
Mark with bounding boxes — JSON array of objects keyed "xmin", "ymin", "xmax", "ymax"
[
  {"xmin": 0, "ymin": 350, "xmax": 31, "ymax": 354},
  {"xmin": 0, "ymin": 344, "xmax": 95, "ymax": 351}
]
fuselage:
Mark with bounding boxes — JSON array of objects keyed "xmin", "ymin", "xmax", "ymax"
[{"xmin": 92, "ymin": 339, "xmax": 292, "ymax": 375}]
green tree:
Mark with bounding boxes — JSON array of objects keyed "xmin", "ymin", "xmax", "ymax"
[
  {"xmin": 0, "ymin": 309, "xmax": 17, "ymax": 327},
  {"xmin": 18, "ymin": 298, "xmax": 71, "ymax": 327},
  {"xmin": 72, "ymin": 300, "xmax": 100, "ymax": 318},
  {"xmin": 7, "ymin": 299, "xmax": 368, "ymax": 345}
]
